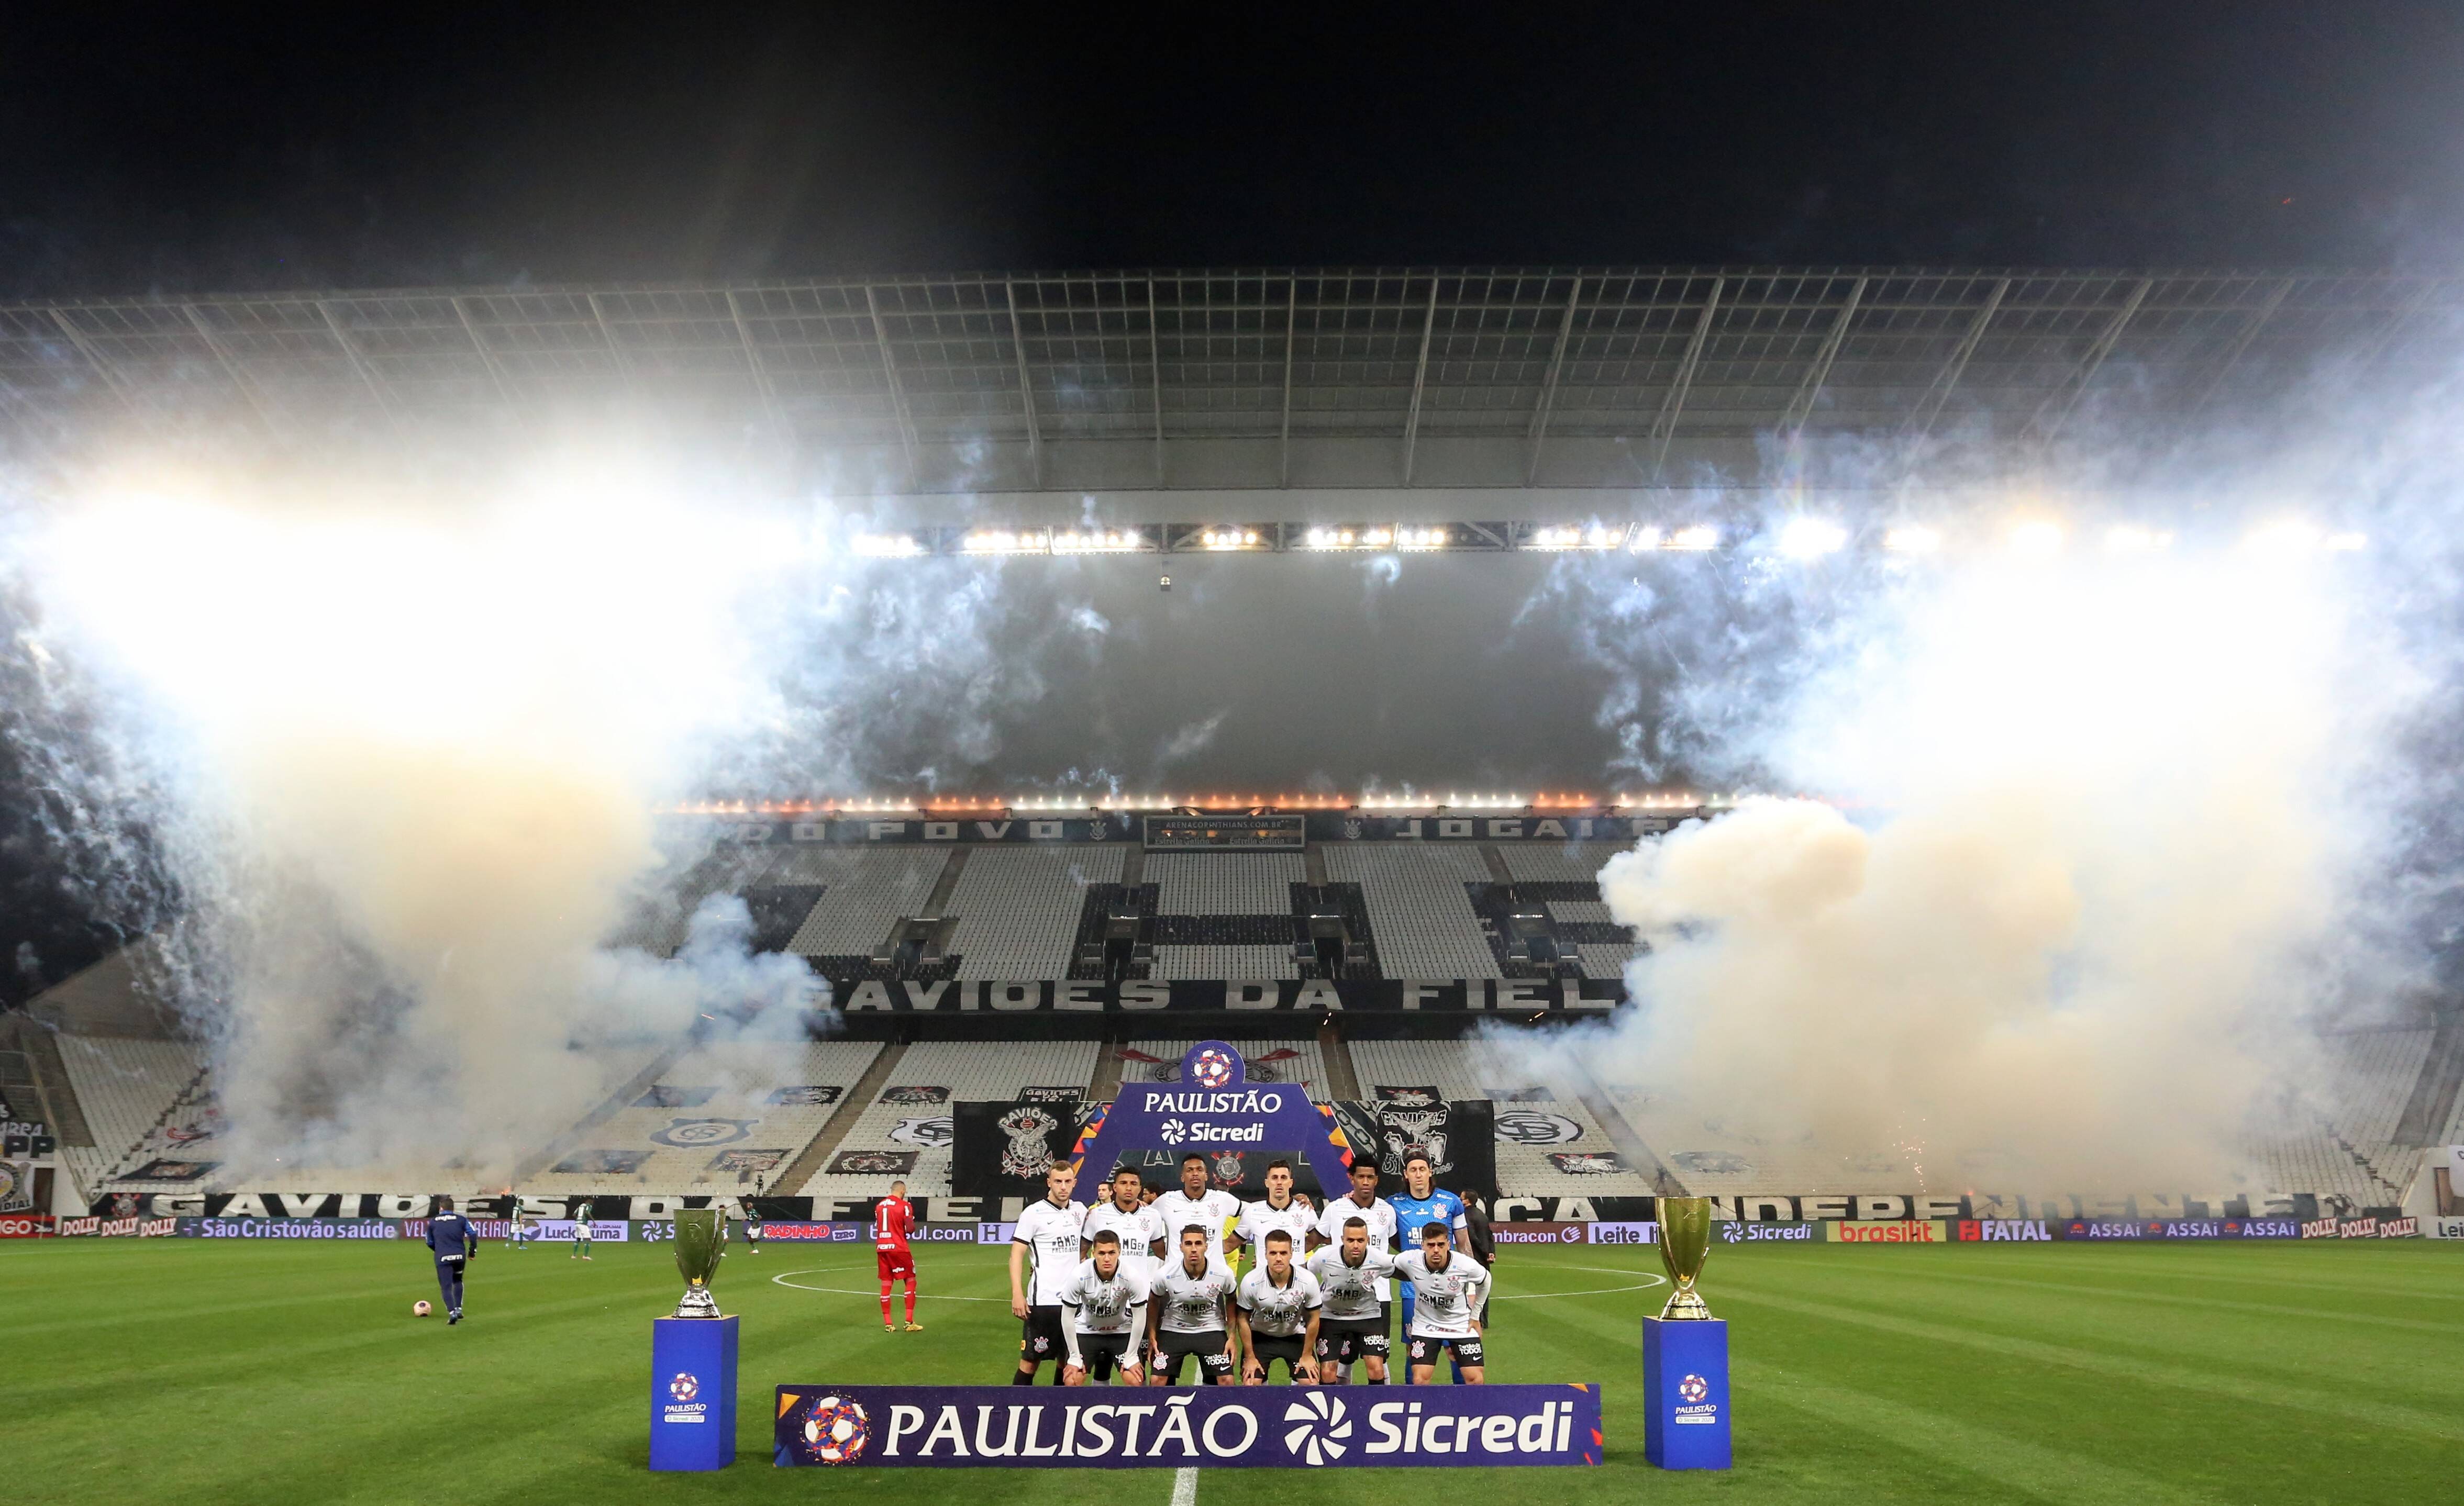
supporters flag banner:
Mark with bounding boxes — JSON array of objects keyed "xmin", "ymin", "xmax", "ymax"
[
  {"xmin": 773, "ymin": 1383, "xmax": 1603, "ymax": 1468},
  {"xmin": 827, "ymin": 978, "xmax": 1622, "ymax": 1013},
  {"xmin": 953, "ymin": 1092, "xmax": 1494, "ymax": 1202}
]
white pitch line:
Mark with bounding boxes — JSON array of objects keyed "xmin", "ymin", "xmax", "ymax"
[
  {"xmin": 769, "ymin": 1267, "xmax": 1007, "ymax": 1301},
  {"xmin": 1170, "ymin": 1466, "xmax": 1198, "ymax": 1506}
]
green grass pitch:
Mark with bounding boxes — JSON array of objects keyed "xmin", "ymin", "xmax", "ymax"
[{"xmin": 8, "ymin": 1236, "xmax": 2459, "ymax": 1501}]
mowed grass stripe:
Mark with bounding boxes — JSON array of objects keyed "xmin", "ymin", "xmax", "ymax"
[{"xmin": 1726, "ymin": 1285, "xmax": 2464, "ymax": 1441}]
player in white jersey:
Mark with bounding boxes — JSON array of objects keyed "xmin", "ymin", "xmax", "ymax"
[
  {"xmin": 1059, "ymin": 1230, "xmax": 1152, "ymax": 1385},
  {"xmin": 1081, "ymin": 1166, "xmax": 1162, "ymax": 1278},
  {"xmin": 1234, "ymin": 1231, "xmax": 1323, "ymax": 1383},
  {"xmin": 1149, "ymin": 1152, "xmax": 1241, "ymax": 1260},
  {"xmin": 1007, "ymin": 1163, "xmax": 1085, "ymax": 1384},
  {"xmin": 1394, "ymin": 1222, "xmax": 1492, "ymax": 1383},
  {"xmin": 1306, "ymin": 1213, "xmax": 1400, "ymax": 1384},
  {"xmin": 1145, "ymin": 1223, "xmax": 1239, "ymax": 1384},
  {"xmin": 1229, "ymin": 1158, "xmax": 1317, "ymax": 1271}
]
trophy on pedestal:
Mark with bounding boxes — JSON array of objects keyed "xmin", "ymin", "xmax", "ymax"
[
  {"xmin": 672, "ymin": 1208, "xmax": 725, "ymax": 1319},
  {"xmin": 1657, "ymin": 1195, "xmax": 1714, "ymax": 1320}
]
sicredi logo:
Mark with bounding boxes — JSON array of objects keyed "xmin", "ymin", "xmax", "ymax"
[{"xmin": 1719, "ymin": 1221, "xmax": 1813, "ymax": 1243}]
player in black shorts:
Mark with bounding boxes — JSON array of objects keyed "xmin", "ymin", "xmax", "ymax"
[
  {"xmin": 1147, "ymin": 1224, "xmax": 1239, "ymax": 1385},
  {"xmin": 1306, "ymin": 1214, "xmax": 1397, "ymax": 1384}
]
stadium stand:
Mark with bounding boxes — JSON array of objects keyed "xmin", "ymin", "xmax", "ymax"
[
  {"xmin": 1152, "ymin": 945, "xmax": 1299, "ymax": 979},
  {"xmin": 2246, "ymin": 1025, "xmax": 2436, "ymax": 1206},
  {"xmin": 1498, "ymin": 844, "xmax": 1629, "ymax": 884},
  {"xmin": 54, "ymin": 1035, "xmax": 208, "ymax": 1195},
  {"xmin": 1147, "ymin": 852, "xmax": 1306, "ymax": 914},
  {"xmin": 524, "ymin": 1040, "xmax": 882, "ymax": 1196},
  {"xmin": 785, "ymin": 847, "xmax": 950, "ymax": 960},
  {"xmin": 950, "ymin": 847, "xmax": 1125, "ymax": 979},
  {"xmin": 1320, "ymin": 844, "xmax": 1501, "ymax": 978},
  {"xmin": 799, "ymin": 1038, "xmax": 1100, "ymax": 1200},
  {"xmin": 1349, "ymin": 1036, "xmax": 1658, "ymax": 1195}
]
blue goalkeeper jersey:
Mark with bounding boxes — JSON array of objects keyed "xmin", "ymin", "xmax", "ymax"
[{"xmin": 1387, "ymin": 1188, "xmax": 1467, "ymax": 1254}]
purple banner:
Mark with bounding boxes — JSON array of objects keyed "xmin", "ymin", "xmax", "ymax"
[{"xmin": 774, "ymin": 1384, "xmax": 1603, "ymax": 1468}]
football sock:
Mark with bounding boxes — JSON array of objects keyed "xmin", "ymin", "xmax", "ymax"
[
  {"xmin": 879, "ymin": 1280, "xmax": 893, "ymax": 1324},
  {"xmin": 1011, "ymin": 1369, "xmax": 1035, "ymax": 1386},
  {"xmin": 904, "ymin": 1285, "xmax": 917, "ymax": 1323}
]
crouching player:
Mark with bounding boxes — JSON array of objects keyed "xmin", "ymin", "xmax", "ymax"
[
  {"xmin": 1059, "ymin": 1230, "xmax": 1150, "ymax": 1385},
  {"xmin": 1146, "ymin": 1223, "xmax": 1239, "ymax": 1385},
  {"xmin": 1395, "ymin": 1222, "xmax": 1491, "ymax": 1384},
  {"xmin": 1235, "ymin": 1230, "xmax": 1322, "ymax": 1383},
  {"xmin": 1307, "ymin": 1214, "xmax": 1397, "ymax": 1384}
]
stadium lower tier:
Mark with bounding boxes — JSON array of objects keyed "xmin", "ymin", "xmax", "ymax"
[{"xmin": 20, "ymin": 1010, "xmax": 2456, "ymax": 1218}]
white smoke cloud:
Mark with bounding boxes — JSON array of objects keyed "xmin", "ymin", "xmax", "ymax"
[
  {"xmin": 1530, "ymin": 393, "xmax": 2464, "ymax": 1202},
  {"xmin": 1, "ymin": 441, "xmax": 1072, "ymax": 1184}
]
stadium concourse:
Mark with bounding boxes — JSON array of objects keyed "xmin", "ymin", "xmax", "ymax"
[{"xmin": 9, "ymin": 809, "xmax": 2460, "ymax": 1223}]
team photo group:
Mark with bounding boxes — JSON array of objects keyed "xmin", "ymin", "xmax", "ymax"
[{"xmin": 997, "ymin": 1149, "xmax": 1494, "ymax": 1390}]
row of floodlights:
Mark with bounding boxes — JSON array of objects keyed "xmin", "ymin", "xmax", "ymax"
[
  {"xmin": 665, "ymin": 791, "xmax": 1736, "ymax": 815},
  {"xmin": 850, "ymin": 520, "xmax": 2368, "ymax": 559}
]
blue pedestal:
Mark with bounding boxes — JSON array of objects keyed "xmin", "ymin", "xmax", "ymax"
[
  {"xmin": 1642, "ymin": 1317, "xmax": 1731, "ymax": 1470},
  {"xmin": 650, "ymin": 1316, "xmax": 738, "ymax": 1471}
]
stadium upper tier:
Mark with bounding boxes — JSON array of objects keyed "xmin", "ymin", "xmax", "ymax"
[{"xmin": 6, "ymin": 266, "xmax": 2454, "ymax": 488}]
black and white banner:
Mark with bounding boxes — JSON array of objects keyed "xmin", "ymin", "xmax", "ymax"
[{"xmin": 830, "ymin": 978, "xmax": 1622, "ymax": 1012}]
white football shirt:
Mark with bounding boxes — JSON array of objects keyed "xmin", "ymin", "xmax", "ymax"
[
  {"xmin": 1234, "ymin": 1265, "xmax": 1324, "ymax": 1338},
  {"xmin": 1149, "ymin": 1254, "xmax": 1239, "ymax": 1335},
  {"xmin": 1058, "ymin": 1261, "xmax": 1151, "ymax": 1335},
  {"xmin": 1392, "ymin": 1250, "xmax": 1491, "ymax": 1339},
  {"xmin": 1233, "ymin": 1196, "xmax": 1316, "ymax": 1258},
  {"xmin": 1081, "ymin": 1200, "xmax": 1163, "ymax": 1274},
  {"xmin": 1304, "ymin": 1244, "xmax": 1396, "ymax": 1324},
  {"xmin": 1011, "ymin": 1197, "xmax": 1086, "ymax": 1307},
  {"xmin": 1150, "ymin": 1187, "xmax": 1240, "ymax": 1251},
  {"xmin": 1315, "ymin": 1194, "xmax": 1399, "ymax": 1299}
]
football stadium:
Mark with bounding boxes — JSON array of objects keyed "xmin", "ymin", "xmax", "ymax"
[{"xmin": 7, "ymin": 17, "xmax": 2464, "ymax": 1503}]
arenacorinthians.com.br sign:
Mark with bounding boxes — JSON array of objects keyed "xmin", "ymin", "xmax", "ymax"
[{"xmin": 774, "ymin": 1384, "xmax": 1603, "ymax": 1468}]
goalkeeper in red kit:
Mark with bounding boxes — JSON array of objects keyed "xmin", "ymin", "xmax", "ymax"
[{"xmin": 875, "ymin": 1179, "xmax": 922, "ymax": 1331}]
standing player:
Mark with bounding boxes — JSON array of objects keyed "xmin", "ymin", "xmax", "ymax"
[
  {"xmin": 742, "ymin": 1211, "xmax": 762, "ymax": 1256},
  {"xmin": 1386, "ymin": 1152, "xmax": 1465, "ymax": 1379},
  {"xmin": 426, "ymin": 1196, "xmax": 475, "ymax": 1325},
  {"xmin": 1395, "ymin": 1222, "xmax": 1490, "ymax": 1384},
  {"xmin": 1229, "ymin": 1158, "xmax": 1316, "ymax": 1273},
  {"xmin": 505, "ymin": 1195, "xmax": 531, "ymax": 1251},
  {"xmin": 570, "ymin": 1198, "xmax": 594, "ymax": 1261},
  {"xmin": 1082, "ymin": 1166, "xmax": 1161, "ymax": 1281},
  {"xmin": 1307, "ymin": 1214, "xmax": 1399, "ymax": 1385},
  {"xmin": 1146, "ymin": 1223, "xmax": 1240, "ymax": 1385},
  {"xmin": 875, "ymin": 1180, "xmax": 921, "ymax": 1331},
  {"xmin": 1150, "ymin": 1152, "xmax": 1240, "ymax": 1261},
  {"xmin": 1058, "ymin": 1230, "xmax": 1150, "ymax": 1386},
  {"xmin": 1008, "ymin": 1163, "xmax": 1085, "ymax": 1384},
  {"xmin": 1234, "ymin": 1231, "xmax": 1322, "ymax": 1384}
]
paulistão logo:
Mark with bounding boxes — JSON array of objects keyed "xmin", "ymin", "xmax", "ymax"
[
  {"xmin": 1677, "ymin": 1374, "xmax": 1708, "ymax": 1404},
  {"xmin": 670, "ymin": 1373, "xmax": 700, "ymax": 1402},
  {"xmin": 1282, "ymin": 1390, "xmax": 1352, "ymax": 1465},
  {"xmin": 804, "ymin": 1395, "xmax": 872, "ymax": 1465}
]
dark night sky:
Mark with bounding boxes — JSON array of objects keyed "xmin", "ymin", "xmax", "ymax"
[
  {"xmin": 5, "ymin": 5, "xmax": 2464, "ymax": 297},
  {"xmin": 8, "ymin": 5, "xmax": 2464, "ymax": 1006}
]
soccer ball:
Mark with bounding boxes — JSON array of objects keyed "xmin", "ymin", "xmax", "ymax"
[
  {"xmin": 1191, "ymin": 1048, "xmax": 1235, "ymax": 1088},
  {"xmin": 413, "ymin": 1300, "xmax": 432, "ymax": 1317},
  {"xmin": 803, "ymin": 1395, "xmax": 871, "ymax": 1465}
]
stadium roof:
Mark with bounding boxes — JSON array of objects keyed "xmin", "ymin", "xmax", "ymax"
[{"xmin": 6, "ymin": 267, "xmax": 2458, "ymax": 489}]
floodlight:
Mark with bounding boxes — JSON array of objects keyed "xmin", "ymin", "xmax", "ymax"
[
  {"xmin": 852, "ymin": 532, "xmax": 925, "ymax": 557},
  {"xmin": 1666, "ymin": 526, "xmax": 1719, "ymax": 552},
  {"xmin": 2103, "ymin": 525, "xmax": 2171, "ymax": 554},
  {"xmin": 1882, "ymin": 526, "xmax": 1942, "ymax": 554},
  {"xmin": 2007, "ymin": 520, "xmax": 2065, "ymax": 554},
  {"xmin": 2324, "ymin": 531, "xmax": 2368, "ymax": 552},
  {"xmin": 1777, "ymin": 519, "xmax": 1847, "ymax": 558},
  {"xmin": 2245, "ymin": 520, "xmax": 2324, "ymax": 555}
]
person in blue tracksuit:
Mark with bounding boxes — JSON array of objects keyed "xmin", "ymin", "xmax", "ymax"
[
  {"xmin": 1385, "ymin": 1153, "xmax": 1468, "ymax": 1381},
  {"xmin": 427, "ymin": 1197, "xmax": 476, "ymax": 1325}
]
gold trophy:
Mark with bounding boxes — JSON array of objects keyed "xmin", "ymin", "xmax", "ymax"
[
  {"xmin": 1657, "ymin": 1196, "xmax": 1714, "ymax": 1320},
  {"xmin": 671, "ymin": 1208, "xmax": 725, "ymax": 1319}
]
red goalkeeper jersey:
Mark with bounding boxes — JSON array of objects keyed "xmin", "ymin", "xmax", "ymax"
[{"xmin": 873, "ymin": 1196, "xmax": 914, "ymax": 1253}]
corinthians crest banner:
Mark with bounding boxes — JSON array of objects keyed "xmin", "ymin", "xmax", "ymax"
[{"xmin": 775, "ymin": 1383, "xmax": 1602, "ymax": 1468}]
